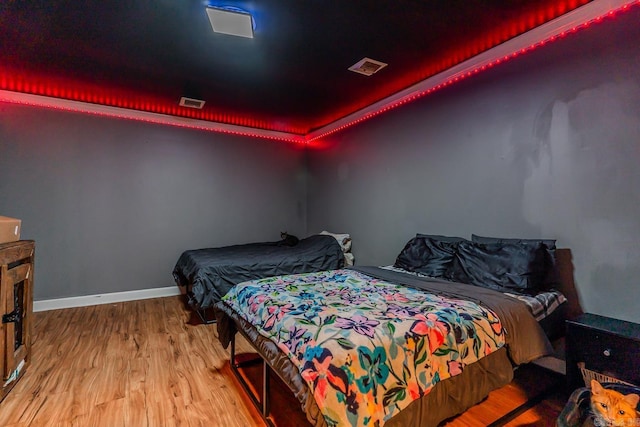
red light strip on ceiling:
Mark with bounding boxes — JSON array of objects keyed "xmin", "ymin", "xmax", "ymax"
[
  {"xmin": 0, "ymin": 90, "xmax": 306, "ymax": 144},
  {"xmin": 305, "ymin": 0, "xmax": 640, "ymax": 143},
  {"xmin": 0, "ymin": 0, "xmax": 637, "ymax": 144}
]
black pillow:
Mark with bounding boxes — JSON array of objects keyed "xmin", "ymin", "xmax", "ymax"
[
  {"xmin": 394, "ymin": 236, "xmax": 459, "ymax": 278},
  {"xmin": 471, "ymin": 234, "xmax": 559, "ymax": 288},
  {"xmin": 446, "ymin": 241, "xmax": 549, "ymax": 294}
]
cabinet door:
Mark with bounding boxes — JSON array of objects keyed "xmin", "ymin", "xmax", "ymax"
[{"xmin": 1, "ymin": 261, "xmax": 32, "ymax": 380}]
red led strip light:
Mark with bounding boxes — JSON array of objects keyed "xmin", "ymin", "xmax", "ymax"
[
  {"xmin": 0, "ymin": 0, "xmax": 638, "ymax": 145},
  {"xmin": 0, "ymin": 90, "xmax": 306, "ymax": 144},
  {"xmin": 305, "ymin": 0, "xmax": 640, "ymax": 143}
]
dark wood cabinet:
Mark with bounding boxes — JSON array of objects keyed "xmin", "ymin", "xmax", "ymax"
[
  {"xmin": 0, "ymin": 240, "xmax": 34, "ymax": 402},
  {"xmin": 566, "ymin": 313, "xmax": 640, "ymax": 390}
]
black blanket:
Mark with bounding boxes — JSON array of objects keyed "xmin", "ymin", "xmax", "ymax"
[{"xmin": 173, "ymin": 234, "xmax": 344, "ymax": 310}]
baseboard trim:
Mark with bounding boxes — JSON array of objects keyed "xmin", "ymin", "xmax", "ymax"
[{"xmin": 33, "ymin": 286, "xmax": 182, "ymax": 312}]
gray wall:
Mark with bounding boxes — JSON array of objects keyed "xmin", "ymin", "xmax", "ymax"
[
  {"xmin": 1, "ymin": 9, "xmax": 639, "ymax": 324},
  {"xmin": 307, "ymin": 9, "xmax": 640, "ymax": 323},
  {"xmin": 0, "ymin": 106, "xmax": 307, "ymax": 300}
]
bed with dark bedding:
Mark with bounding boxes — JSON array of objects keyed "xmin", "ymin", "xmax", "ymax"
[
  {"xmin": 173, "ymin": 234, "xmax": 346, "ymax": 319},
  {"xmin": 213, "ymin": 234, "xmax": 567, "ymax": 427}
]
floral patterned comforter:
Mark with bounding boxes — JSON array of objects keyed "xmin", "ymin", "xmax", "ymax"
[{"xmin": 222, "ymin": 269, "xmax": 506, "ymax": 427}]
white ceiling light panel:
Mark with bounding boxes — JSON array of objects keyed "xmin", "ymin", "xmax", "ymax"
[{"xmin": 206, "ymin": 7, "xmax": 254, "ymax": 38}]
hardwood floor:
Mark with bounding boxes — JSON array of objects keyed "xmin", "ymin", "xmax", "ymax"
[{"xmin": 0, "ymin": 296, "xmax": 569, "ymax": 426}]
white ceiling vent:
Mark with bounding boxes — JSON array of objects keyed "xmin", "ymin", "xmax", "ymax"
[
  {"xmin": 179, "ymin": 96, "xmax": 206, "ymax": 109},
  {"xmin": 348, "ymin": 57, "xmax": 388, "ymax": 76}
]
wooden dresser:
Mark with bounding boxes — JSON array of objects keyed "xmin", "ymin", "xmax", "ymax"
[{"xmin": 0, "ymin": 240, "xmax": 34, "ymax": 402}]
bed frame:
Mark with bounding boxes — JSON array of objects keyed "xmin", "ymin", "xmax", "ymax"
[
  {"xmin": 229, "ymin": 329, "xmax": 275, "ymax": 426},
  {"xmin": 226, "ymin": 318, "xmax": 562, "ymax": 427}
]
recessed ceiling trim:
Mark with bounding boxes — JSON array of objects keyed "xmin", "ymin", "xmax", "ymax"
[
  {"xmin": 0, "ymin": 90, "xmax": 305, "ymax": 144},
  {"xmin": 306, "ymin": 0, "xmax": 639, "ymax": 142},
  {"xmin": 0, "ymin": 0, "xmax": 636, "ymax": 144}
]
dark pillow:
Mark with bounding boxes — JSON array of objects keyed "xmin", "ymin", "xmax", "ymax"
[
  {"xmin": 416, "ymin": 233, "xmax": 469, "ymax": 243},
  {"xmin": 471, "ymin": 234, "xmax": 559, "ymax": 288},
  {"xmin": 394, "ymin": 236, "xmax": 459, "ymax": 278},
  {"xmin": 446, "ymin": 241, "xmax": 549, "ymax": 294}
]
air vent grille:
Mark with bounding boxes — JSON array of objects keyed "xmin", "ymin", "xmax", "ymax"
[
  {"xmin": 348, "ymin": 57, "xmax": 388, "ymax": 76},
  {"xmin": 179, "ymin": 97, "xmax": 206, "ymax": 109}
]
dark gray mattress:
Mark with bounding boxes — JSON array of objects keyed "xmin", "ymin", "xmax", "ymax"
[{"xmin": 173, "ymin": 234, "xmax": 344, "ymax": 310}]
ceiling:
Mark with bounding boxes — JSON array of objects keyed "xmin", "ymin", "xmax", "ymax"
[{"xmin": 0, "ymin": 1, "xmax": 635, "ymax": 141}]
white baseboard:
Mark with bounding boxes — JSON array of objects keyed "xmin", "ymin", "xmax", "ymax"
[{"xmin": 33, "ymin": 286, "xmax": 182, "ymax": 312}]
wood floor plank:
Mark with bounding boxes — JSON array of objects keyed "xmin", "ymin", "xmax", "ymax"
[{"xmin": 0, "ymin": 296, "xmax": 568, "ymax": 426}]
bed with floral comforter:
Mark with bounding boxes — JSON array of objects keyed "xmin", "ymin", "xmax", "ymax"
[{"xmin": 214, "ymin": 266, "xmax": 553, "ymax": 427}]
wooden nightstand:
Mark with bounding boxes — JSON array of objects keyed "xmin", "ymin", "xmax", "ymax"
[{"xmin": 565, "ymin": 313, "xmax": 640, "ymax": 390}]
